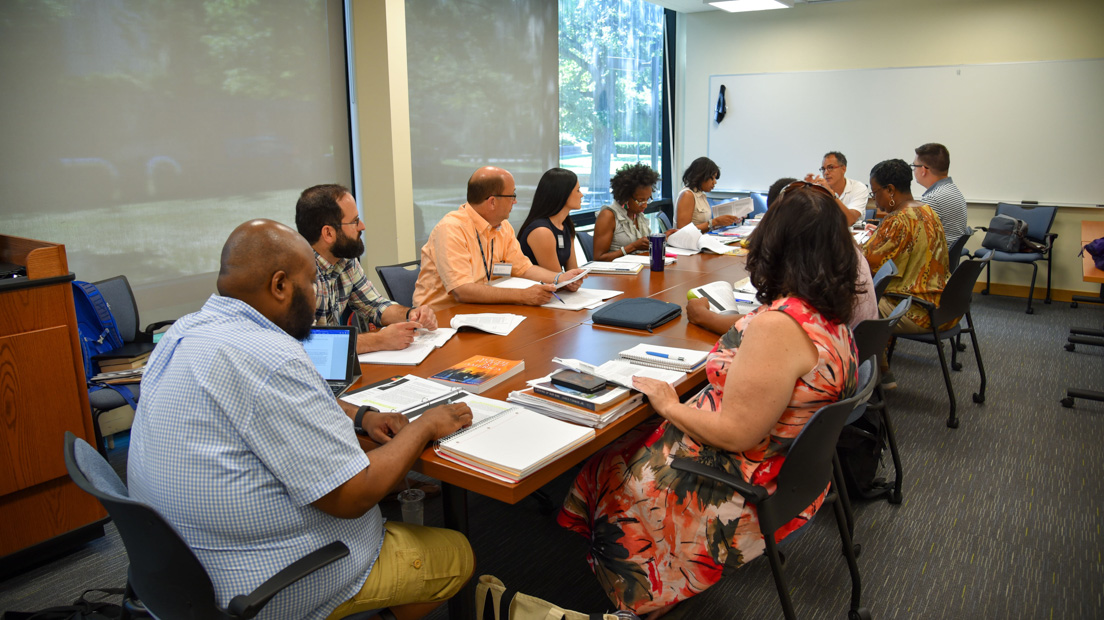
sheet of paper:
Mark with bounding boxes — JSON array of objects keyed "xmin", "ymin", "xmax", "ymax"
[
  {"xmin": 541, "ymin": 287, "xmax": 622, "ymax": 310},
  {"xmin": 666, "ymin": 222, "xmax": 704, "ymax": 251},
  {"xmin": 698, "ymin": 235, "xmax": 739, "ymax": 255},
  {"xmin": 554, "ymin": 268, "xmax": 591, "ymax": 289},
  {"xmin": 412, "ymin": 327, "xmax": 457, "ymax": 348},
  {"xmin": 711, "ymin": 197, "xmax": 754, "ymax": 219},
  {"xmin": 449, "ymin": 313, "xmax": 526, "ymax": 336},
  {"xmin": 613, "ymin": 254, "xmax": 674, "ymax": 265},
  {"xmin": 358, "ymin": 343, "xmax": 434, "ymax": 366},
  {"xmin": 491, "ymin": 277, "xmax": 541, "ymax": 290},
  {"xmin": 341, "ymin": 375, "xmax": 456, "ymax": 411},
  {"xmin": 581, "ymin": 261, "xmax": 644, "ymax": 274}
]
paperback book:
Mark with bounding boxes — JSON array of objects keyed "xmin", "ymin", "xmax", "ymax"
[{"xmin": 429, "ymin": 355, "xmax": 525, "ymax": 394}]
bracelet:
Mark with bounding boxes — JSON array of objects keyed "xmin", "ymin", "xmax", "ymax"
[
  {"xmin": 554, "ymin": 273, "xmax": 562, "ymax": 285},
  {"xmin": 354, "ymin": 405, "xmax": 370, "ymax": 436},
  {"xmin": 621, "ymin": 246, "xmax": 628, "ymax": 256},
  {"xmin": 405, "ymin": 307, "xmax": 413, "ymax": 321}
]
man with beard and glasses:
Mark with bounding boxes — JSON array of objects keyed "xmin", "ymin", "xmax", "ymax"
[
  {"xmin": 804, "ymin": 151, "xmax": 868, "ymax": 226},
  {"xmin": 128, "ymin": 219, "xmax": 475, "ymax": 620},
  {"xmin": 295, "ymin": 184, "xmax": 436, "ymax": 354}
]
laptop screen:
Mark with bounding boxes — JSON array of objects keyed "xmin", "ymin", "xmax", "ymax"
[{"xmin": 303, "ymin": 326, "xmax": 355, "ymax": 382}]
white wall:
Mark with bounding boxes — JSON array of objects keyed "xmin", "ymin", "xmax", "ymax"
[{"xmin": 675, "ymin": 0, "xmax": 1104, "ymax": 295}]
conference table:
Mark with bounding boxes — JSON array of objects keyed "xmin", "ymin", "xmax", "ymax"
[
  {"xmin": 1063, "ymin": 221, "xmax": 1104, "ymax": 407},
  {"xmin": 348, "ymin": 250, "xmax": 749, "ymax": 619}
]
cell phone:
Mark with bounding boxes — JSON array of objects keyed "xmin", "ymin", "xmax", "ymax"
[{"xmin": 551, "ymin": 369, "xmax": 607, "ymax": 394}]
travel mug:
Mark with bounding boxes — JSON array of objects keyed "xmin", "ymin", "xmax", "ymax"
[
  {"xmin": 649, "ymin": 233, "xmax": 666, "ymax": 272},
  {"xmin": 398, "ymin": 488, "xmax": 425, "ymax": 525}
]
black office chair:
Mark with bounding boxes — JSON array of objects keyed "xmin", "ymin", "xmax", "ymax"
[
  {"xmin": 671, "ymin": 358, "xmax": 877, "ymax": 620},
  {"xmin": 576, "ymin": 231, "xmax": 595, "ymax": 263},
  {"xmin": 89, "ymin": 275, "xmax": 175, "ymax": 455},
  {"xmin": 374, "ymin": 260, "xmax": 420, "ymax": 307},
  {"xmin": 974, "ymin": 203, "xmax": 1058, "ymax": 314},
  {"xmin": 947, "ymin": 227, "xmax": 974, "ymax": 273},
  {"xmin": 887, "ymin": 252, "xmax": 991, "ymax": 429},
  {"xmin": 871, "ymin": 258, "xmax": 898, "ymax": 300},
  {"xmin": 63, "ymin": 432, "xmax": 351, "ymax": 620},
  {"xmin": 846, "ymin": 297, "xmax": 913, "ymax": 506}
]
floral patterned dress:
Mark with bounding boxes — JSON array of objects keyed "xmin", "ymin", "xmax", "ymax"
[{"xmin": 557, "ymin": 297, "xmax": 856, "ymax": 615}]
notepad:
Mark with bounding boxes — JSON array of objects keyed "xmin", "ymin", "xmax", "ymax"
[
  {"xmin": 434, "ymin": 407, "xmax": 595, "ymax": 483},
  {"xmin": 618, "ymin": 344, "xmax": 710, "ymax": 372}
]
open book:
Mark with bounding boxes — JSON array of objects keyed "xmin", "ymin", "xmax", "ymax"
[
  {"xmin": 711, "ymin": 197, "xmax": 755, "ymax": 220},
  {"xmin": 434, "ymin": 405, "xmax": 595, "ymax": 483},
  {"xmin": 358, "ymin": 327, "xmax": 458, "ymax": 366},
  {"xmin": 449, "ymin": 313, "xmax": 526, "ymax": 336},
  {"xmin": 551, "ymin": 357, "xmax": 684, "ymax": 388},
  {"xmin": 666, "ymin": 223, "xmax": 741, "ymax": 255},
  {"xmin": 687, "ymin": 280, "xmax": 761, "ymax": 314}
]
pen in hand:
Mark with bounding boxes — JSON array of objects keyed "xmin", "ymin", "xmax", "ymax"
[{"xmin": 646, "ymin": 351, "xmax": 686, "ymax": 361}]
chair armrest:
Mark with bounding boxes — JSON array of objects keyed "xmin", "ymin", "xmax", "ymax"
[
  {"xmin": 138, "ymin": 320, "xmax": 176, "ymax": 343},
  {"xmin": 1044, "ymin": 232, "xmax": 1058, "ymax": 251},
  {"xmin": 670, "ymin": 457, "xmax": 768, "ymax": 504},
  {"xmin": 227, "ymin": 541, "xmax": 349, "ymax": 619},
  {"xmin": 975, "ymin": 226, "xmax": 989, "ymax": 232},
  {"xmin": 883, "ymin": 292, "xmax": 935, "ymax": 313}
]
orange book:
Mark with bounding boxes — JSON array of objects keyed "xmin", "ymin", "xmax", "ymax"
[{"xmin": 428, "ymin": 355, "xmax": 525, "ymax": 394}]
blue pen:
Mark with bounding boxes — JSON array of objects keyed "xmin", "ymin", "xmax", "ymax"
[
  {"xmin": 552, "ymin": 291, "xmax": 565, "ymax": 304},
  {"xmin": 647, "ymin": 351, "xmax": 686, "ymax": 361}
]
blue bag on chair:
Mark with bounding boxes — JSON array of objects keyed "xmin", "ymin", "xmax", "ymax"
[
  {"xmin": 72, "ymin": 281, "xmax": 137, "ymax": 409},
  {"xmin": 1081, "ymin": 237, "xmax": 1104, "ymax": 270}
]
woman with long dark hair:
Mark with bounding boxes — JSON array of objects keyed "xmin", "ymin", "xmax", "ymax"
[
  {"xmin": 517, "ymin": 168, "xmax": 583, "ymax": 274},
  {"xmin": 559, "ymin": 183, "xmax": 860, "ymax": 619}
]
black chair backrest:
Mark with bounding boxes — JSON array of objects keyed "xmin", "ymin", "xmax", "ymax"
[
  {"xmin": 63, "ymin": 432, "xmax": 228, "ymax": 619},
  {"xmin": 871, "ymin": 259, "xmax": 898, "ymax": 300},
  {"xmin": 995, "ymin": 203, "xmax": 1057, "ymax": 244},
  {"xmin": 947, "ymin": 227, "xmax": 974, "ymax": 272},
  {"xmin": 758, "ymin": 358, "xmax": 876, "ymax": 534},
  {"xmin": 576, "ymin": 231, "xmax": 595, "ymax": 263},
  {"xmin": 94, "ymin": 276, "xmax": 140, "ymax": 343},
  {"xmin": 374, "ymin": 260, "xmax": 420, "ymax": 308},
  {"xmin": 930, "ymin": 251, "xmax": 991, "ymax": 328},
  {"xmin": 852, "ymin": 298, "xmax": 912, "ymax": 362},
  {"xmin": 656, "ymin": 211, "xmax": 673, "ymax": 232}
]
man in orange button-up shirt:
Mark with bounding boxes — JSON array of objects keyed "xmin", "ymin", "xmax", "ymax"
[{"xmin": 413, "ymin": 166, "xmax": 586, "ymax": 307}]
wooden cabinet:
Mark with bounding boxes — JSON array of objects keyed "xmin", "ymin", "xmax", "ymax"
[{"xmin": 0, "ymin": 235, "xmax": 106, "ymax": 577}]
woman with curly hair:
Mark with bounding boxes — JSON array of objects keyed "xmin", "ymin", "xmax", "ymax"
[
  {"xmin": 592, "ymin": 162, "xmax": 660, "ymax": 262},
  {"xmin": 558, "ymin": 182, "xmax": 859, "ymax": 619},
  {"xmin": 674, "ymin": 156, "xmax": 741, "ymax": 231}
]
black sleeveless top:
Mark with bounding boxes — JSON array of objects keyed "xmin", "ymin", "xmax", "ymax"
[{"xmin": 518, "ymin": 218, "xmax": 571, "ymax": 270}]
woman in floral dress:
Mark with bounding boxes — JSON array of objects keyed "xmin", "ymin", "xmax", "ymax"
[{"xmin": 558, "ymin": 182, "xmax": 861, "ymax": 618}]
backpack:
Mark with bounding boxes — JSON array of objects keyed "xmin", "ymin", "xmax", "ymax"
[
  {"xmin": 835, "ymin": 405, "xmax": 894, "ymax": 500},
  {"xmin": 981, "ymin": 214, "xmax": 1028, "ymax": 253},
  {"xmin": 1081, "ymin": 237, "xmax": 1104, "ymax": 270},
  {"xmin": 72, "ymin": 281, "xmax": 136, "ymax": 409}
]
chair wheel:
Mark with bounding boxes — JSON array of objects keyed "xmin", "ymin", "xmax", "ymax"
[
  {"xmin": 973, "ymin": 392, "xmax": 985, "ymax": 404},
  {"xmin": 1065, "ymin": 343, "xmax": 1075, "ymax": 352},
  {"xmin": 849, "ymin": 607, "xmax": 872, "ymax": 620},
  {"xmin": 1071, "ymin": 301, "xmax": 1079, "ymax": 309},
  {"xmin": 951, "ymin": 362, "xmax": 963, "ymax": 371},
  {"xmin": 1061, "ymin": 397, "xmax": 1075, "ymax": 408},
  {"xmin": 1026, "ymin": 307, "xmax": 1034, "ymax": 315},
  {"xmin": 981, "ymin": 289, "xmax": 989, "ymax": 295},
  {"xmin": 956, "ymin": 342, "xmax": 967, "ymax": 352},
  {"xmin": 889, "ymin": 489, "xmax": 903, "ymax": 504},
  {"xmin": 947, "ymin": 418, "xmax": 960, "ymax": 429}
]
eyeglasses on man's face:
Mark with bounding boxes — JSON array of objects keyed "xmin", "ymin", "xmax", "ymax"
[
  {"xmin": 492, "ymin": 194, "xmax": 517, "ymax": 200},
  {"xmin": 910, "ymin": 163, "xmax": 926, "ymax": 171},
  {"xmin": 339, "ymin": 216, "xmax": 361, "ymax": 227},
  {"xmin": 819, "ymin": 164, "xmax": 843, "ymax": 173}
]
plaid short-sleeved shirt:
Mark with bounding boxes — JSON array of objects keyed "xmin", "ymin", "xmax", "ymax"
[
  {"xmin": 314, "ymin": 252, "xmax": 396, "ymax": 327},
  {"xmin": 127, "ymin": 295, "xmax": 382, "ymax": 619}
]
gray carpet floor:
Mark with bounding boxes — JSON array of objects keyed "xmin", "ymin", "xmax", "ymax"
[{"xmin": 2, "ymin": 293, "xmax": 1102, "ymax": 619}]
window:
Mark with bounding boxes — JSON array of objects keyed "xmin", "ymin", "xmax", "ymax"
[{"xmin": 559, "ymin": 0, "xmax": 665, "ymax": 212}]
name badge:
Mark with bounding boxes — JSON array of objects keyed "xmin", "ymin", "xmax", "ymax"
[
  {"xmin": 557, "ymin": 235, "xmax": 565, "ymax": 249},
  {"xmin": 492, "ymin": 262, "xmax": 512, "ymax": 277}
]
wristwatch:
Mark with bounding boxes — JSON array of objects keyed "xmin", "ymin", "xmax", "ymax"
[{"xmin": 354, "ymin": 405, "xmax": 371, "ymax": 436}]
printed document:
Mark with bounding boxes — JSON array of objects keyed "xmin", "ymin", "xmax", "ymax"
[{"xmin": 449, "ymin": 313, "xmax": 526, "ymax": 336}]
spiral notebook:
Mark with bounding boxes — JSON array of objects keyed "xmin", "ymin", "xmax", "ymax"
[
  {"xmin": 434, "ymin": 406, "xmax": 594, "ymax": 483},
  {"xmin": 618, "ymin": 344, "xmax": 710, "ymax": 372}
]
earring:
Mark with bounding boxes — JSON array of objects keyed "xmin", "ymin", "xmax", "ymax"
[{"xmin": 889, "ymin": 194, "xmax": 896, "ymax": 208}]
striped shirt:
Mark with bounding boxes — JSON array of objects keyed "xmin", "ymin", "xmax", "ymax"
[
  {"xmin": 314, "ymin": 253, "xmax": 396, "ymax": 327},
  {"xmin": 920, "ymin": 177, "xmax": 969, "ymax": 250},
  {"xmin": 127, "ymin": 295, "xmax": 381, "ymax": 619}
]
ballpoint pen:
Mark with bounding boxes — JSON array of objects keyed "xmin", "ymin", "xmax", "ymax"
[{"xmin": 646, "ymin": 351, "xmax": 686, "ymax": 361}]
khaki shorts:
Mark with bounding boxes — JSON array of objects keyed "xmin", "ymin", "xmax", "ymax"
[{"xmin": 327, "ymin": 521, "xmax": 473, "ymax": 619}]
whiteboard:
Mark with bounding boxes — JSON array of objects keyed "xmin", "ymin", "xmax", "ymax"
[{"xmin": 706, "ymin": 59, "xmax": 1104, "ymax": 207}]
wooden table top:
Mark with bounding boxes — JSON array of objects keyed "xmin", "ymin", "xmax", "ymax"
[{"xmin": 353, "ymin": 252, "xmax": 746, "ymax": 504}]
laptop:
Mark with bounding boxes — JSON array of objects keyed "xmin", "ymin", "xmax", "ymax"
[{"xmin": 303, "ymin": 325, "xmax": 361, "ymax": 397}]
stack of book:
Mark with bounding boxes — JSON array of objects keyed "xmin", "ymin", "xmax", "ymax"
[
  {"xmin": 508, "ymin": 380, "xmax": 644, "ymax": 428},
  {"xmin": 429, "ymin": 355, "xmax": 525, "ymax": 394},
  {"xmin": 90, "ymin": 343, "xmax": 155, "ymax": 384}
]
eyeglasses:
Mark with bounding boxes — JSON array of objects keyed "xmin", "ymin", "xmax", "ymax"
[
  {"xmin": 777, "ymin": 181, "xmax": 835, "ymax": 203},
  {"xmin": 819, "ymin": 164, "xmax": 843, "ymax": 173},
  {"xmin": 339, "ymin": 216, "xmax": 361, "ymax": 227},
  {"xmin": 628, "ymin": 195, "xmax": 653, "ymax": 206},
  {"xmin": 910, "ymin": 163, "xmax": 926, "ymax": 170},
  {"xmin": 868, "ymin": 188, "xmax": 880, "ymax": 200},
  {"xmin": 492, "ymin": 194, "xmax": 517, "ymax": 200}
]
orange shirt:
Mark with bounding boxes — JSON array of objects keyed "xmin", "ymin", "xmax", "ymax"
[{"xmin": 413, "ymin": 204, "xmax": 534, "ymax": 307}]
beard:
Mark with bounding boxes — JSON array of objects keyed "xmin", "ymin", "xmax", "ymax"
[
  {"xmin": 285, "ymin": 284, "xmax": 317, "ymax": 342},
  {"xmin": 331, "ymin": 228, "xmax": 364, "ymax": 260}
]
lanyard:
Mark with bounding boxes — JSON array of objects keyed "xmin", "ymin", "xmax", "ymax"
[{"xmin": 476, "ymin": 235, "xmax": 495, "ymax": 282}]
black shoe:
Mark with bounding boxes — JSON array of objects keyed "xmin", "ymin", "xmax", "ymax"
[{"xmin": 880, "ymin": 370, "xmax": 897, "ymax": 390}]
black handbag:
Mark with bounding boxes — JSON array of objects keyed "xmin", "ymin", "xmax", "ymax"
[{"xmin": 591, "ymin": 298, "xmax": 681, "ymax": 332}]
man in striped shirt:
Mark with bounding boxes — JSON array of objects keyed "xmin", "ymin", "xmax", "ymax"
[{"xmin": 913, "ymin": 143, "xmax": 970, "ymax": 251}]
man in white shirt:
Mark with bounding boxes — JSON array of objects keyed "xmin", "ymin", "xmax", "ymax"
[{"xmin": 805, "ymin": 151, "xmax": 868, "ymax": 225}]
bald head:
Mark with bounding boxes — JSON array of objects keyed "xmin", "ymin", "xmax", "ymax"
[
  {"xmin": 466, "ymin": 166, "xmax": 510, "ymax": 205},
  {"xmin": 217, "ymin": 219, "xmax": 312, "ymax": 297}
]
